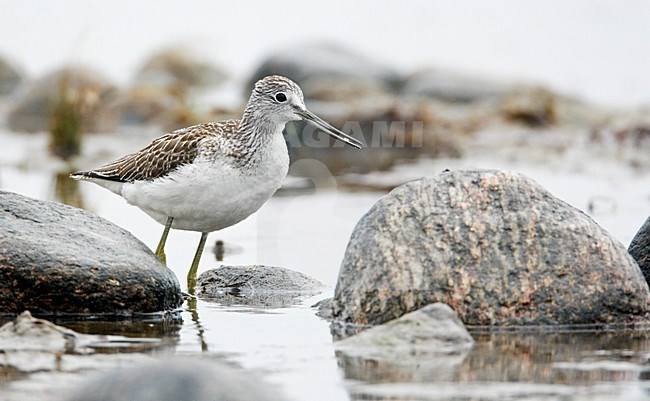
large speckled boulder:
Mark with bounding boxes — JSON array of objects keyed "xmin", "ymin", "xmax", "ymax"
[
  {"xmin": 629, "ymin": 217, "xmax": 650, "ymax": 284},
  {"xmin": 332, "ymin": 170, "xmax": 650, "ymax": 330},
  {"xmin": 0, "ymin": 191, "xmax": 182, "ymax": 315}
]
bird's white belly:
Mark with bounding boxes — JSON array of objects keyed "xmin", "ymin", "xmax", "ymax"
[{"xmin": 120, "ymin": 153, "xmax": 288, "ymax": 233}]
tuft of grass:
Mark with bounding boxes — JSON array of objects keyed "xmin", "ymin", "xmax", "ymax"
[{"xmin": 48, "ymin": 74, "xmax": 99, "ymax": 160}]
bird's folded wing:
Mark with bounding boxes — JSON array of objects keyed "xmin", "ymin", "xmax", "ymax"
[{"xmin": 83, "ymin": 129, "xmax": 214, "ymax": 183}]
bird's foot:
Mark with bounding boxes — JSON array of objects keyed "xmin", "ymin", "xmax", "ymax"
[{"xmin": 155, "ymin": 250, "xmax": 167, "ymax": 265}]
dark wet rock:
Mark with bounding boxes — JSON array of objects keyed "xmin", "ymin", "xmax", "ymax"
[
  {"xmin": 67, "ymin": 357, "xmax": 287, "ymax": 401},
  {"xmin": 197, "ymin": 265, "xmax": 324, "ymax": 308},
  {"xmin": 401, "ymin": 69, "xmax": 511, "ymax": 103},
  {"xmin": 246, "ymin": 43, "xmax": 400, "ymax": 99},
  {"xmin": 0, "ymin": 55, "xmax": 23, "ymax": 96},
  {"xmin": 0, "ymin": 311, "xmax": 160, "ymax": 373},
  {"xmin": 629, "ymin": 217, "xmax": 650, "ymax": 284},
  {"xmin": 332, "ymin": 170, "xmax": 650, "ymax": 331},
  {"xmin": 7, "ymin": 67, "xmax": 116, "ymax": 132},
  {"xmin": 0, "ymin": 191, "xmax": 182, "ymax": 315},
  {"xmin": 335, "ymin": 304, "xmax": 472, "ymax": 383},
  {"xmin": 134, "ymin": 47, "xmax": 226, "ymax": 89}
]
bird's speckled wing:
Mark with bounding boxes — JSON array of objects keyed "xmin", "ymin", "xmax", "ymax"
[{"xmin": 72, "ymin": 121, "xmax": 238, "ymax": 183}]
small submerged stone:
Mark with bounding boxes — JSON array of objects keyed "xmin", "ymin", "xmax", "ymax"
[
  {"xmin": 332, "ymin": 170, "xmax": 650, "ymax": 329},
  {"xmin": 0, "ymin": 191, "xmax": 183, "ymax": 315},
  {"xmin": 197, "ymin": 265, "xmax": 324, "ymax": 308}
]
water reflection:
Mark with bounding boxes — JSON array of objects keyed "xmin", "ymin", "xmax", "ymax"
[
  {"xmin": 462, "ymin": 330, "xmax": 650, "ymax": 384},
  {"xmin": 336, "ymin": 350, "xmax": 469, "ymax": 383},
  {"xmin": 52, "ymin": 168, "xmax": 85, "ymax": 208},
  {"xmin": 338, "ymin": 328, "xmax": 650, "ymax": 400},
  {"xmin": 186, "ymin": 298, "xmax": 208, "ymax": 352},
  {"xmin": 59, "ymin": 317, "xmax": 183, "ymax": 340}
]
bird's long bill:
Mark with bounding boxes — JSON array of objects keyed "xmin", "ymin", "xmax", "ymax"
[{"xmin": 296, "ymin": 109, "xmax": 364, "ymax": 149}]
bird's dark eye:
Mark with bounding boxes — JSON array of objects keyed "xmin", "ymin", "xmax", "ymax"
[{"xmin": 274, "ymin": 92, "xmax": 287, "ymax": 102}]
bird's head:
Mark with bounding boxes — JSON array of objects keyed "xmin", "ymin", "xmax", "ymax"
[{"xmin": 247, "ymin": 75, "xmax": 363, "ymax": 149}]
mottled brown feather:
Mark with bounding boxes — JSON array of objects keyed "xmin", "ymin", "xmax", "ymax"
[{"xmin": 73, "ymin": 122, "xmax": 240, "ymax": 183}]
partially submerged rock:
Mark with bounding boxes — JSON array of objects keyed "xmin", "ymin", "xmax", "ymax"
[
  {"xmin": 0, "ymin": 311, "xmax": 161, "ymax": 374},
  {"xmin": 314, "ymin": 297, "xmax": 334, "ymax": 320},
  {"xmin": 335, "ymin": 303, "xmax": 473, "ymax": 353},
  {"xmin": 197, "ymin": 265, "xmax": 324, "ymax": 308},
  {"xmin": 332, "ymin": 170, "xmax": 649, "ymax": 329},
  {"xmin": 334, "ymin": 303, "xmax": 473, "ymax": 383},
  {"xmin": 0, "ymin": 191, "xmax": 182, "ymax": 315},
  {"xmin": 67, "ymin": 357, "xmax": 287, "ymax": 401},
  {"xmin": 629, "ymin": 217, "xmax": 650, "ymax": 284}
]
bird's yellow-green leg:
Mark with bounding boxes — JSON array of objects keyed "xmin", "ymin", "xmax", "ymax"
[
  {"xmin": 155, "ymin": 216, "xmax": 174, "ymax": 264},
  {"xmin": 187, "ymin": 232, "xmax": 208, "ymax": 295}
]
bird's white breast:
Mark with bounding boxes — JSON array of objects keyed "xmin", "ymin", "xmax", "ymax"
[{"xmin": 120, "ymin": 133, "xmax": 290, "ymax": 233}]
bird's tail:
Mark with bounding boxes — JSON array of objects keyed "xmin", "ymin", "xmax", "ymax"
[{"xmin": 69, "ymin": 170, "xmax": 109, "ymax": 180}]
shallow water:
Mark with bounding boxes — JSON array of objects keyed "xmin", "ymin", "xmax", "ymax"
[{"xmin": 2, "ymin": 130, "xmax": 650, "ymax": 400}]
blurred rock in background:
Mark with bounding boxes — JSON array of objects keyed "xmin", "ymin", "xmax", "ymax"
[
  {"xmin": 0, "ymin": 54, "xmax": 23, "ymax": 96},
  {"xmin": 134, "ymin": 47, "xmax": 227, "ymax": 90},
  {"xmin": 112, "ymin": 47, "xmax": 230, "ymax": 132},
  {"xmin": 247, "ymin": 43, "xmax": 463, "ymax": 180},
  {"xmin": 1, "ymin": 41, "xmax": 648, "ymax": 181},
  {"xmin": 7, "ymin": 67, "xmax": 117, "ymax": 133},
  {"xmin": 400, "ymin": 68, "xmax": 511, "ymax": 104}
]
